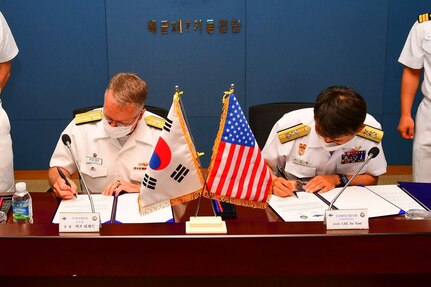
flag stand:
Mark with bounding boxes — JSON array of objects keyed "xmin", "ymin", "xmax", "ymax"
[
  {"xmin": 185, "ymin": 216, "xmax": 227, "ymax": 234},
  {"xmin": 186, "ymin": 179, "xmax": 227, "ymax": 234}
]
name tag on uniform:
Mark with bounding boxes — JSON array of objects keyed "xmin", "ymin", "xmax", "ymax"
[
  {"xmin": 86, "ymin": 156, "xmax": 103, "ymax": 165},
  {"xmin": 293, "ymin": 158, "xmax": 312, "ymax": 167}
]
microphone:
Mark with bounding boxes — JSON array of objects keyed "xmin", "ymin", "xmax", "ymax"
[
  {"xmin": 61, "ymin": 134, "xmax": 95, "ymax": 213},
  {"xmin": 328, "ymin": 147, "xmax": 380, "ymax": 210}
]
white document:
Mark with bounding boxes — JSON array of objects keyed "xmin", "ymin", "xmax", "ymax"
[
  {"xmin": 115, "ymin": 193, "xmax": 173, "ymax": 223},
  {"xmin": 53, "ymin": 194, "xmax": 114, "ymax": 224},
  {"xmin": 362, "ymin": 184, "xmax": 426, "ymax": 212},
  {"xmin": 53, "ymin": 193, "xmax": 174, "ymax": 224},
  {"xmin": 269, "ymin": 192, "xmax": 329, "ymax": 222},
  {"xmin": 320, "ymin": 185, "xmax": 403, "ymax": 218},
  {"xmin": 269, "ymin": 184, "xmax": 424, "ymax": 222}
]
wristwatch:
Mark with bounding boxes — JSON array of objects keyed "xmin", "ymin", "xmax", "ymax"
[{"xmin": 337, "ymin": 174, "xmax": 349, "ymax": 187}]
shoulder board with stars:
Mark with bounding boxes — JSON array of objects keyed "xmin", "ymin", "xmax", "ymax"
[
  {"xmin": 418, "ymin": 12, "xmax": 431, "ymax": 23},
  {"xmin": 277, "ymin": 123, "xmax": 310, "ymax": 144},
  {"xmin": 356, "ymin": 125, "xmax": 384, "ymax": 143},
  {"xmin": 74, "ymin": 109, "xmax": 102, "ymax": 125},
  {"xmin": 145, "ymin": 115, "xmax": 166, "ymax": 130}
]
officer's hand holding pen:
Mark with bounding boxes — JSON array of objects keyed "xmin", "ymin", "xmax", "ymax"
[
  {"xmin": 274, "ymin": 166, "xmax": 299, "ymax": 198},
  {"xmin": 55, "ymin": 167, "xmax": 78, "ymax": 199}
]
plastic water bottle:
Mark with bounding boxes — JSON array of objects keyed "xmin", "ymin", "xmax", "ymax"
[{"xmin": 12, "ymin": 182, "xmax": 33, "ymax": 223}]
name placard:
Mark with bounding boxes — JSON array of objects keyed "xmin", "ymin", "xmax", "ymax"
[
  {"xmin": 59, "ymin": 212, "xmax": 101, "ymax": 233},
  {"xmin": 325, "ymin": 209, "xmax": 369, "ymax": 230}
]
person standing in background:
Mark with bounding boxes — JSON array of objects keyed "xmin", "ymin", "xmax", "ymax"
[
  {"xmin": 0, "ymin": 11, "xmax": 19, "ymax": 193},
  {"xmin": 398, "ymin": 12, "xmax": 431, "ymax": 182}
]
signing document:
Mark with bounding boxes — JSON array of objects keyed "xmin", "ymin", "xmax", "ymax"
[
  {"xmin": 320, "ymin": 185, "xmax": 403, "ymax": 218},
  {"xmin": 53, "ymin": 194, "xmax": 173, "ymax": 224},
  {"xmin": 270, "ymin": 185, "xmax": 419, "ymax": 222},
  {"xmin": 269, "ymin": 192, "xmax": 329, "ymax": 222},
  {"xmin": 53, "ymin": 194, "xmax": 113, "ymax": 223},
  {"xmin": 363, "ymin": 184, "xmax": 426, "ymax": 212},
  {"xmin": 115, "ymin": 193, "xmax": 173, "ymax": 223}
]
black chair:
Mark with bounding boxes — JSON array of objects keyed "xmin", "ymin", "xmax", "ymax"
[
  {"xmin": 72, "ymin": 105, "xmax": 169, "ymax": 119},
  {"xmin": 249, "ymin": 102, "xmax": 314, "ymax": 149},
  {"xmin": 145, "ymin": 105, "xmax": 169, "ymax": 119}
]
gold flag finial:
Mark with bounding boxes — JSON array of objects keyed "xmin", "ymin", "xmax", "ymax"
[
  {"xmin": 223, "ymin": 83, "xmax": 235, "ymax": 99},
  {"xmin": 174, "ymin": 85, "xmax": 183, "ymax": 97},
  {"xmin": 197, "ymin": 152, "xmax": 205, "ymax": 157}
]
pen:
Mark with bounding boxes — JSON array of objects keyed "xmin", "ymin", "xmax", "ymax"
[
  {"xmin": 57, "ymin": 167, "xmax": 77, "ymax": 198},
  {"xmin": 276, "ymin": 165, "xmax": 298, "ymax": 198},
  {"xmin": 110, "ymin": 193, "xmax": 118, "ymax": 224},
  {"xmin": 216, "ymin": 200, "xmax": 224, "ymax": 213}
]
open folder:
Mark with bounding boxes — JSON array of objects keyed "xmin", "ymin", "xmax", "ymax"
[
  {"xmin": 52, "ymin": 193, "xmax": 174, "ymax": 224},
  {"xmin": 269, "ymin": 184, "xmax": 426, "ymax": 222},
  {"xmin": 398, "ymin": 182, "xmax": 431, "ymax": 210}
]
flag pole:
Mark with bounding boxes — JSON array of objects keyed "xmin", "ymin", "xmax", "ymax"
[
  {"xmin": 174, "ymin": 85, "xmax": 217, "ymax": 217},
  {"xmin": 196, "ymin": 84, "xmax": 235, "ymax": 217},
  {"xmin": 185, "ymin": 84, "xmax": 232, "ymax": 234},
  {"xmin": 202, "ymin": 84, "xmax": 235, "ymax": 213}
]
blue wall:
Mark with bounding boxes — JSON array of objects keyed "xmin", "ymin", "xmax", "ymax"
[{"xmin": 0, "ymin": 0, "xmax": 428, "ymax": 169}]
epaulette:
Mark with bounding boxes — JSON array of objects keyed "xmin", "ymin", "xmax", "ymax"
[
  {"xmin": 75, "ymin": 109, "xmax": 102, "ymax": 125},
  {"xmin": 356, "ymin": 125, "xmax": 384, "ymax": 143},
  {"xmin": 277, "ymin": 123, "xmax": 310, "ymax": 144},
  {"xmin": 145, "ymin": 115, "xmax": 165, "ymax": 130},
  {"xmin": 418, "ymin": 12, "xmax": 431, "ymax": 23}
]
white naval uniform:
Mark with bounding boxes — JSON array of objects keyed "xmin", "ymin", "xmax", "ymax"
[
  {"xmin": 399, "ymin": 19, "xmax": 431, "ymax": 182},
  {"xmin": 262, "ymin": 108, "xmax": 387, "ymax": 180},
  {"xmin": 49, "ymin": 110, "xmax": 163, "ymax": 193},
  {"xmin": 0, "ymin": 11, "xmax": 19, "ymax": 193}
]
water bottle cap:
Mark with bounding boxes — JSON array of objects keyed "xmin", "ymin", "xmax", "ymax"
[{"xmin": 15, "ymin": 182, "xmax": 27, "ymax": 192}]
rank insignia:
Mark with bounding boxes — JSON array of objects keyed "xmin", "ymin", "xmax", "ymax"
[
  {"xmin": 298, "ymin": 143, "xmax": 307, "ymax": 156},
  {"xmin": 341, "ymin": 150, "xmax": 366, "ymax": 164},
  {"xmin": 75, "ymin": 109, "xmax": 103, "ymax": 125},
  {"xmin": 277, "ymin": 123, "xmax": 310, "ymax": 144},
  {"xmin": 145, "ymin": 115, "xmax": 166, "ymax": 130},
  {"xmin": 356, "ymin": 125, "xmax": 383, "ymax": 143},
  {"xmin": 418, "ymin": 12, "xmax": 431, "ymax": 23}
]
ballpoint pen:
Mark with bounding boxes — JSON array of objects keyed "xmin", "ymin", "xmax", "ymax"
[
  {"xmin": 276, "ymin": 165, "xmax": 299, "ymax": 198},
  {"xmin": 57, "ymin": 167, "xmax": 77, "ymax": 198}
]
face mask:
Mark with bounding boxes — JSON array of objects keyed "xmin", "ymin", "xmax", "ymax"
[
  {"xmin": 319, "ymin": 136, "xmax": 350, "ymax": 152},
  {"xmin": 102, "ymin": 117, "xmax": 136, "ymax": 139}
]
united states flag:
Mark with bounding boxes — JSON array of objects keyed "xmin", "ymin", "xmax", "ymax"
[{"xmin": 206, "ymin": 93, "xmax": 272, "ymax": 208}]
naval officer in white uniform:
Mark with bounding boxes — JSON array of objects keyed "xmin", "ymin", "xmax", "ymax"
[
  {"xmin": 0, "ymin": 11, "xmax": 19, "ymax": 193},
  {"xmin": 262, "ymin": 86, "xmax": 387, "ymax": 197},
  {"xmin": 398, "ymin": 12, "xmax": 431, "ymax": 182},
  {"xmin": 48, "ymin": 73, "xmax": 165, "ymax": 199}
]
